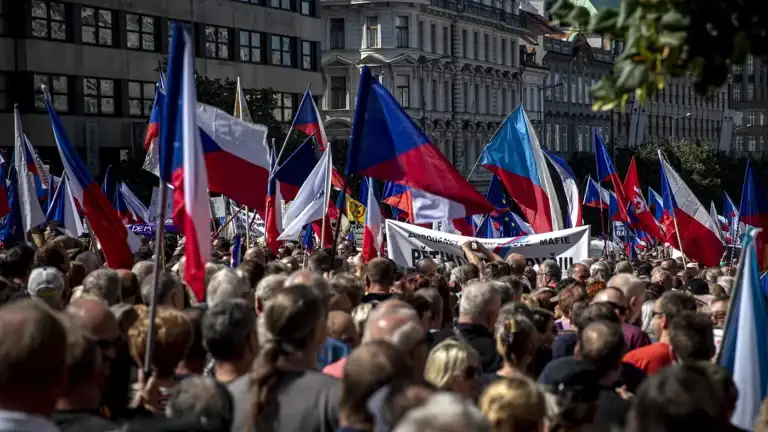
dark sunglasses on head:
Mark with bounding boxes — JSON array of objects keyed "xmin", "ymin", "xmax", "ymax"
[
  {"xmin": 464, "ymin": 365, "xmax": 481, "ymax": 380},
  {"xmin": 604, "ymin": 301, "xmax": 627, "ymax": 315}
]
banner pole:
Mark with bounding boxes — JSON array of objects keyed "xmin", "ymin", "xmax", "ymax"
[
  {"xmin": 213, "ymin": 205, "xmax": 246, "ymax": 238},
  {"xmin": 144, "ymin": 177, "xmax": 168, "ymax": 379}
]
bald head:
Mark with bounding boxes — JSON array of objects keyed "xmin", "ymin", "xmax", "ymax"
[
  {"xmin": 244, "ymin": 247, "xmax": 266, "ymax": 265},
  {"xmin": 285, "ymin": 270, "xmax": 331, "ymax": 298},
  {"xmin": 607, "ymin": 273, "xmax": 644, "ymax": 298},
  {"xmin": 66, "ymin": 298, "xmax": 120, "ymax": 342},
  {"xmin": 591, "ymin": 286, "xmax": 625, "ymax": 307},
  {"xmin": 363, "ymin": 300, "xmax": 422, "ymax": 346},
  {"xmin": 131, "ymin": 261, "xmax": 155, "ymax": 286},
  {"xmin": 651, "ymin": 269, "xmax": 673, "ymax": 291},
  {"xmin": 505, "ymin": 253, "xmax": 527, "ymax": 275}
]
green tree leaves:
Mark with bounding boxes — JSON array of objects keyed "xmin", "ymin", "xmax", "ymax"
[{"xmin": 550, "ymin": 0, "xmax": 766, "ymax": 109}]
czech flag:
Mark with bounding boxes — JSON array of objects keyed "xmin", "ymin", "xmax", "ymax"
[
  {"xmin": 292, "ymin": 89, "xmax": 346, "ymax": 192},
  {"xmin": 264, "ymin": 145, "xmax": 284, "ymax": 254},
  {"xmin": 659, "ymin": 151, "xmax": 724, "ymax": 266},
  {"xmin": 583, "ymin": 176, "xmax": 606, "ymax": 208},
  {"xmin": 46, "ymin": 173, "xmax": 86, "ymax": 237},
  {"xmin": 383, "ymin": 181, "xmax": 412, "ymax": 220},
  {"xmin": 544, "ymin": 150, "xmax": 582, "ymax": 228},
  {"xmin": 595, "ymin": 130, "xmax": 629, "ymax": 223},
  {"xmin": 486, "ymin": 175, "xmax": 516, "ymax": 237},
  {"xmin": 164, "ymin": 23, "xmax": 211, "ymax": 300},
  {"xmin": 480, "ymin": 106, "xmax": 562, "ymax": 233},
  {"xmin": 0, "ymin": 155, "xmax": 10, "ymax": 219},
  {"xmin": 346, "ymin": 66, "xmax": 492, "ymax": 222},
  {"xmin": 739, "ymin": 160, "xmax": 768, "ymax": 269},
  {"xmin": 14, "ymin": 107, "xmax": 47, "ymax": 234},
  {"xmin": 142, "ymin": 74, "xmax": 164, "ymax": 176},
  {"xmin": 43, "ymin": 95, "xmax": 135, "ymax": 269},
  {"xmin": 623, "ymin": 157, "xmax": 665, "ymax": 243},
  {"xmin": 119, "ymin": 183, "xmax": 149, "ymax": 224},
  {"xmin": 23, "ymin": 135, "xmax": 50, "ymax": 201},
  {"xmin": 648, "ymin": 187, "xmax": 664, "ymax": 222},
  {"xmin": 362, "ymin": 177, "xmax": 383, "ymax": 262}
]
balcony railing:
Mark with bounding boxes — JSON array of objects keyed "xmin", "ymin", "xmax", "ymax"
[{"xmin": 430, "ymin": 0, "xmax": 522, "ymax": 27}]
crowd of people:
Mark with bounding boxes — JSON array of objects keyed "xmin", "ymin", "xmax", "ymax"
[{"xmin": 0, "ymin": 232, "xmax": 763, "ymax": 432}]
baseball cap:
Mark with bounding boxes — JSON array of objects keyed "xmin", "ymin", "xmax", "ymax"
[{"xmin": 27, "ymin": 266, "xmax": 65, "ymax": 299}]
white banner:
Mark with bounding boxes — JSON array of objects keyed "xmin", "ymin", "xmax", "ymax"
[
  {"xmin": 385, "ymin": 220, "xmax": 590, "ymax": 271},
  {"xmin": 148, "ymin": 185, "xmax": 174, "ymax": 223}
]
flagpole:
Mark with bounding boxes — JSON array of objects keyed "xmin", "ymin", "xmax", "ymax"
[
  {"xmin": 144, "ymin": 174, "xmax": 168, "ymax": 379},
  {"xmin": 320, "ymin": 148, "xmax": 332, "ymax": 246},
  {"xmin": 660, "ymin": 151, "xmax": 688, "ymax": 268},
  {"xmin": 274, "ymin": 83, "xmax": 311, "ymax": 165},
  {"xmin": 214, "ymin": 205, "xmax": 246, "ymax": 238},
  {"xmin": 234, "ymin": 76, "xmax": 252, "ymax": 249}
]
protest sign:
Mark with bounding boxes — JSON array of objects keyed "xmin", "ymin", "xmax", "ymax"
[
  {"xmin": 148, "ymin": 185, "xmax": 174, "ymax": 223},
  {"xmin": 385, "ymin": 220, "xmax": 590, "ymax": 271}
]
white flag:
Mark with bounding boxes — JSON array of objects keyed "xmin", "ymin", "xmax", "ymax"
[
  {"xmin": 13, "ymin": 107, "xmax": 46, "ymax": 234},
  {"xmin": 278, "ymin": 148, "xmax": 332, "ymax": 240}
]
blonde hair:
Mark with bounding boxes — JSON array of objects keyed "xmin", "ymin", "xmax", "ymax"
[
  {"xmin": 129, "ymin": 306, "xmax": 193, "ymax": 378},
  {"xmin": 480, "ymin": 376, "xmax": 546, "ymax": 432},
  {"xmin": 424, "ymin": 338, "xmax": 479, "ymax": 390},
  {"xmin": 520, "ymin": 294, "xmax": 540, "ymax": 309},
  {"xmin": 350, "ymin": 302, "xmax": 375, "ymax": 337},
  {"xmin": 495, "ymin": 317, "xmax": 537, "ymax": 366}
]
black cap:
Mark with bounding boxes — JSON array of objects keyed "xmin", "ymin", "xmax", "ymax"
[
  {"xmin": 539, "ymin": 358, "xmax": 601, "ymax": 403},
  {"xmin": 684, "ymin": 279, "xmax": 709, "ymax": 296}
]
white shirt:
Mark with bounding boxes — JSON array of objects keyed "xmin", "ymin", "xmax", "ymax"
[{"xmin": 0, "ymin": 410, "xmax": 59, "ymax": 432}]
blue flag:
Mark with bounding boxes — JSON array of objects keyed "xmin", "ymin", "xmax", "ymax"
[{"xmin": 0, "ymin": 168, "xmax": 25, "ymax": 246}]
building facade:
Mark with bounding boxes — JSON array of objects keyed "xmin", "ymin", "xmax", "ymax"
[
  {"xmin": 730, "ymin": 55, "xmax": 768, "ymax": 155},
  {"xmin": 0, "ymin": 0, "xmax": 323, "ymax": 175},
  {"xmin": 319, "ymin": 0, "xmax": 548, "ymax": 188}
]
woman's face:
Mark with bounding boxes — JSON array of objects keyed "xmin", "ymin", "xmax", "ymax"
[{"xmin": 450, "ymin": 361, "xmax": 482, "ymax": 399}]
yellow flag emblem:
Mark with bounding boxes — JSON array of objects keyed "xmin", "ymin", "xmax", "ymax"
[{"xmin": 346, "ymin": 197, "xmax": 367, "ymax": 223}]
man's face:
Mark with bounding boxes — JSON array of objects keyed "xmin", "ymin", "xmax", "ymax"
[
  {"xmin": 572, "ymin": 265, "xmax": 589, "ymax": 282},
  {"xmin": 710, "ymin": 300, "xmax": 728, "ymax": 329},
  {"xmin": 651, "ymin": 299, "xmax": 665, "ymax": 339}
]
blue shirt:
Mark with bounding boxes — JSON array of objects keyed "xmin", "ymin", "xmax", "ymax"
[{"xmin": 316, "ymin": 337, "xmax": 351, "ymax": 370}]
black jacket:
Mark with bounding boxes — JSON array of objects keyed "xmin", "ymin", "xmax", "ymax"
[{"xmin": 431, "ymin": 323, "xmax": 502, "ymax": 373}]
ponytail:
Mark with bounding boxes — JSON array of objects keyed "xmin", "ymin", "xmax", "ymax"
[{"xmin": 249, "ymin": 340, "xmax": 282, "ymax": 423}]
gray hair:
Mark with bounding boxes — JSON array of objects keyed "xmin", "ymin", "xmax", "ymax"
[
  {"xmin": 285, "ymin": 270, "xmax": 331, "ymax": 298},
  {"xmin": 716, "ymin": 276, "xmax": 735, "ymax": 295},
  {"xmin": 206, "ymin": 268, "xmax": 250, "ymax": 307},
  {"xmin": 459, "ymin": 281, "xmax": 501, "ymax": 321},
  {"xmin": 393, "ymin": 392, "xmax": 491, "ymax": 432},
  {"xmin": 614, "ymin": 261, "xmax": 633, "ymax": 274},
  {"xmin": 590, "ymin": 262, "xmax": 611, "ymax": 281},
  {"xmin": 449, "ymin": 265, "xmax": 472, "ymax": 286},
  {"xmin": 82, "ymin": 269, "xmax": 121, "ymax": 306},
  {"xmin": 166, "ymin": 376, "xmax": 234, "ymax": 431},
  {"xmin": 254, "ymin": 274, "xmax": 287, "ymax": 302},
  {"xmin": 539, "ymin": 259, "xmax": 562, "ymax": 282},
  {"xmin": 640, "ymin": 299, "xmax": 656, "ymax": 337},
  {"xmin": 362, "ymin": 303, "xmax": 423, "ymax": 352},
  {"xmin": 705, "ymin": 267, "xmax": 724, "ymax": 284},
  {"xmin": 131, "ymin": 261, "xmax": 155, "ymax": 286},
  {"xmin": 494, "ymin": 302, "xmax": 533, "ymax": 336},
  {"xmin": 202, "ymin": 299, "xmax": 257, "ymax": 362},
  {"xmin": 607, "ymin": 273, "xmax": 645, "ymax": 299},
  {"xmin": 75, "ymin": 251, "xmax": 101, "ymax": 274},
  {"xmin": 141, "ymin": 271, "xmax": 182, "ymax": 306}
]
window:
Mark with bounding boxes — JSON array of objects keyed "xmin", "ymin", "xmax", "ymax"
[
  {"xmin": 762, "ymin": 136, "xmax": 766, "ymax": 151},
  {"xmin": 485, "ymin": 86, "xmax": 490, "ymax": 113},
  {"xmin": 239, "ymin": 30, "xmax": 262, "ymax": 63},
  {"xmin": 562, "ymin": 125, "xmax": 568, "ymax": 150},
  {"xmin": 761, "ymin": 112, "xmax": 766, "ymax": 126},
  {"xmin": 238, "ymin": 0, "xmax": 263, "ymax": 4},
  {"xmin": 462, "ymin": 29, "xmax": 467, "ymax": 57},
  {"xmin": 554, "ymin": 73, "xmax": 560, "ymax": 102},
  {"xmin": 733, "ymin": 64, "xmax": 742, "ymax": 74},
  {"xmin": 500, "ymin": 88, "xmax": 506, "ymax": 114},
  {"xmin": 443, "ymin": 80, "xmax": 450, "ymax": 111},
  {"xmin": 749, "ymin": 136, "xmax": 756, "ymax": 151},
  {"xmin": 271, "ymin": 35, "xmax": 293, "ymax": 67},
  {"xmin": 0, "ymin": 0, "xmax": 7, "ymax": 35},
  {"xmin": 546, "ymin": 124, "xmax": 551, "ymax": 148},
  {"xmin": 747, "ymin": 56, "xmax": 754, "ymax": 74},
  {"xmin": 462, "ymin": 82, "xmax": 468, "ymax": 112},
  {"xmin": 429, "ymin": 80, "xmax": 437, "ymax": 111},
  {"xmin": 554, "ymin": 124, "xmax": 560, "ymax": 150},
  {"xmin": 300, "ymin": 0, "xmax": 314, "ymax": 16},
  {"xmin": 330, "ymin": 77, "xmax": 346, "ymax": 109},
  {"xmin": 418, "ymin": 21, "xmax": 424, "ymax": 50},
  {"xmin": 571, "ymin": 76, "xmax": 577, "ymax": 104},
  {"xmin": 83, "ymin": 77, "xmax": 114, "ymax": 115},
  {"xmin": 733, "ymin": 84, "xmax": 741, "ymax": 101},
  {"xmin": 749, "ymin": 111, "xmax": 756, "ymax": 126},
  {"xmin": 301, "ymin": 41, "xmax": 315, "ymax": 70},
  {"xmin": 748, "ymin": 84, "xmax": 755, "ymax": 100},
  {"xmin": 126, "ymin": 14, "xmax": 156, "ymax": 51},
  {"xmin": 0, "ymin": 73, "xmax": 8, "ymax": 110},
  {"xmin": 34, "ymin": 74, "xmax": 68, "ymax": 112},
  {"xmin": 500, "ymin": 38, "xmax": 506, "ymax": 65},
  {"xmin": 273, "ymin": 92, "xmax": 294, "ymax": 122},
  {"xmin": 82, "ymin": 7, "xmax": 113, "ymax": 46},
  {"xmin": 128, "ymin": 81, "xmax": 155, "ymax": 116},
  {"xmin": 474, "ymin": 84, "xmax": 479, "ymax": 112},
  {"xmin": 430, "ymin": 24, "xmax": 436, "ymax": 53},
  {"xmin": 735, "ymin": 136, "xmax": 744, "ymax": 151},
  {"xmin": 31, "ymin": 0, "xmax": 66, "ymax": 40},
  {"xmin": 396, "ymin": 75, "xmax": 410, "ymax": 107},
  {"xmin": 578, "ymin": 126, "xmax": 583, "ymax": 150},
  {"xmin": 329, "ymin": 18, "xmax": 344, "ymax": 49},
  {"xmin": 484, "ymin": 33, "xmax": 489, "ymax": 61},
  {"xmin": 366, "ymin": 16, "xmax": 379, "ymax": 48},
  {"xmin": 395, "ymin": 16, "xmax": 409, "ymax": 48},
  {"xmin": 270, "ymin": 0, "xmax": 291, "ymax": 11},
  {"xmin": 443, "ymin": 26, "xmax": 449, "ymax": 55},
  {"xmin": 205, "ymin": 26, "xmax": 230, "ymax": 59},
  {"xmin": 473, "ymin": 31, "xmax": 478, "ymax": 59}
]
